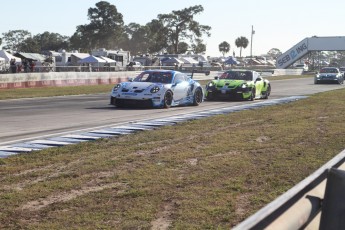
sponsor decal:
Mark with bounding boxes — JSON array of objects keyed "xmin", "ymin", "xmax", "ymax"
[
  {"xmin": 277, "ymin": 42, "xmax": 308, "ymax": 67},
  {"xmin": 0, "ymin": 83, "xmax": 8, "ymax": 89},
  {"xmin": 122, "ymin": 92, "xmax": 137, "ymax": 96},
  {"xmin": 28, "ymin": 81, "xmax": 37, "ymax": 86},
  {"xmin": 55, "ymin": 80, "xmax": 62, "ymax": 85},
  {"xmin": 42, "ymin": 81, "xmax": 51, "ymax": 86},
  {"xmin": 14, "ymin": 82, "xmax": 23, "ymax": 88}
]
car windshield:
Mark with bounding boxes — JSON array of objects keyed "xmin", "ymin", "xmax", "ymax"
[
  {"xmin": 220, "ymin": 71, "xmax": 253, "ymax": 81},
  {"xmin": 320, "ymin": 68, "xmax": 338, "ymax": 73},
  {"xmin": 134, "ymin": 72, "xmax": 173, "ymax": 83}
]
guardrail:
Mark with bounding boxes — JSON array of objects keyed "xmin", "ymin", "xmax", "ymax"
[{"xmin": 233, "ymin": 149, "xmax": 345, "ymax": 230}]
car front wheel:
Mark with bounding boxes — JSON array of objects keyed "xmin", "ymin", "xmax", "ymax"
[
  {"xmin": 163, "ymin": 91, "xmax": 173, "ymax": 108},
  {"xmin": 263, "ymin": 84, "xmax": 271, "ymax": 99},
  {"xmin": 193, "ymin": 87, "xmax": 203, "ymax": 106}
]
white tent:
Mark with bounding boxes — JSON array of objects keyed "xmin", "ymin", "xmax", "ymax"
[
  {"xmin": 180, "ymin": 57, "xmax": 198, "ymax": 64},
  {"xmin": 77, "ymin": 55, "xmax": 106, "ymax": 64},
  {"xmin": 0, "ymin": 50, "xmax": 21, "ymax": 63},
  {"xmin": 161, "ymin": 57, "xmax": 184, "ymax": 66},
  {"xmin": 0, "ymin": 57, "xmax": 5, "ymax": 71},
  {"xmin": 99, "ymin": 56, "xmax": 116, "ymax": 63}
]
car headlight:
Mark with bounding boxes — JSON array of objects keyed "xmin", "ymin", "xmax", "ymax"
[
  {"xmin": 150, "ymin": 86, "xmax": 160, "ymax": 93},
  {"xmin": 208, "ymin": 82, "xmax": 214, "ymax": 87},
  {"xmin": 113, "ymin": 84, "xmax": 121, "ymax": 91},
  {"xmin": 241, "ymin": 84, "xmax": 247, "ymax": 88}
]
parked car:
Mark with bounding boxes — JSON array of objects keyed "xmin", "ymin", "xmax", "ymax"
[
  {"xmin": 314, "ymin": 67, "xmax": 344, "ymax": 84},
  {"xmin": 339, "ymin": 67, "xmax": 345, "ymax": 77},
  {"xmin": 205, "ymin": 70, "xmax": 271, "ymax": 101},
  {"xmin": 110, "ymin": 69, "xmax": 204, "ymax": 108},
  {"xmin": 126, "ymin": 61, "xmax": 142, "ymax": 71},
  {"xmin": 294, "ymin": 63, "xmax": 309, "ymax": 71}
]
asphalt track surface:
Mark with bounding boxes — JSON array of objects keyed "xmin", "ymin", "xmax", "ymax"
[{"xmin": 0, "ymin": 77, "xmax": 344, "ymax": 146}]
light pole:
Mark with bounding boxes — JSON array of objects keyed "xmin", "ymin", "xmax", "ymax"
[{"xmin": 250, "ymin": 25, "xmax": 255, "ymax": 57}]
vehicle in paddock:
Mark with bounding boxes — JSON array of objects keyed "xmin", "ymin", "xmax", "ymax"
[
  {"xmin": 314, "ymin": 67, "xmax": 344, "ymax": 84},
  {"xmin": 339, "ymin": 67, "xmax": 345, "ymax": 77},
  {"xmin": 110, "ymin": 70, "xmax": 204, "ymax": 108},
  {"xmin": 205, "ymin": 70, "xmax": 271, "ymax": 101}
]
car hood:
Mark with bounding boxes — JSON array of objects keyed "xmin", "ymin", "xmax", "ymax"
[
  {"xmin": 213, "ymin": 79, "xmax": 249, "ymax": 87},
  {"xmin": 122, "ymin": 82, "xmax": 165, "ymax": 90}
]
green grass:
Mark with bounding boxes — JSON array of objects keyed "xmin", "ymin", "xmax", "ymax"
[
  {"xmin": 0, "ymin": 84, "xmax": 114, "ymax": 100},
  {"xmin": 0, "ymin": 75, "xmax": 313, "ymax": 100},
  {"xmin": 0, "ymin": 87, "xmax": 344, "ymax": 229}
]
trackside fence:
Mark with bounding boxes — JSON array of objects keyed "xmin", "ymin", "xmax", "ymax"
[{"xmin": 233, "ymin": 149, "xmax": 345, "ymax": 230}]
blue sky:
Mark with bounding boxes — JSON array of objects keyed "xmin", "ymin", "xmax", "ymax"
[{"xmin": 1, "ymin": 0, "xmax": 344, "ymax": 57}]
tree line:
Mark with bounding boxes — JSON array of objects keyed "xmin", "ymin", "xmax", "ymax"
[
  {"xmin": 0, "ymin": 1, "xmax": 288, "ymax": 59},
  {"xmin": 0, "ymin": 1, "xmax": 211, "ymax": 56}
]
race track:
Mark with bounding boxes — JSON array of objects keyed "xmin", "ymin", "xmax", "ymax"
[{"xmin": 0, "ymin": 77, "xmax": 343, "ymax": 145}]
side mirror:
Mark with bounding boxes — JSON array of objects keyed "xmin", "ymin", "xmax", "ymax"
[
  {"xmin": 128, "ymin": 77, "xmax": 134, "ymax": 82},
  {"xmin": 214, "ymin": 76, "xmax": 219, "ymax": 80},
  {"xmin": 255, "ymin": 78, "xmax": 262, "ymax": 82}
]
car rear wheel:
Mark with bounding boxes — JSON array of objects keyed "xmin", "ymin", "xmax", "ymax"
[
  {"xmin": 163, "ymin": 91, "xmax": 173, "ymax": 108},
  {"xmin": 193, "ymin": 87, "xmax": 203, "ymax": 106}
]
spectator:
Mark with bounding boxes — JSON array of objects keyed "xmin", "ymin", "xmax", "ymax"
[
  {"xmin": 10, "ymin": 58, "xmax": 16, "ymax": 73},
  {"xmin": 29, "ymin": 60, "xmax": 35, "ymax": 72},
  {"xmin": 17, "ymin": 63, "xmax": 22, "ymax": 73},
  {"xmin": 23, "ymin": 59, "xmax": 29, "ymax": 73}
]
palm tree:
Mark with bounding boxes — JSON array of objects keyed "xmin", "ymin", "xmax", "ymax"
[
  {"xmin": 218, "ymin": 41, "xmax": 230, "ymax": 57},
  {"xmin": 235, "ymin": 36, "xmax": 249, "ymax": 57}
]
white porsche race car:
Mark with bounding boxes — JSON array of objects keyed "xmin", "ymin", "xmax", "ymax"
[{"xmin": 110, "ymin": 70, "xmax": 204, "ymax": 108}]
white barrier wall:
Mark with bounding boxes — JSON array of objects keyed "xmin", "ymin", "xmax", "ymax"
[
  {"xmin": 0, "ymin": 71, "xmax": 139, "ymax": 89},
  {"xmin": 273, "ymin": 69, "xmax": 304, "ymax": 76}
]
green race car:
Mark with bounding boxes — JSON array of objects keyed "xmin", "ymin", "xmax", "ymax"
[{"xmin": 205, "ymin": 70, "xmax": 271, "ymax": 101}]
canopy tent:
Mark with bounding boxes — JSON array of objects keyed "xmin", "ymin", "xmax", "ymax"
[
  {"xmin": 99, "ymin": 56, "xmax": 116, "ymax": 63},
  {"xmin": 14, "ymin": 52, "xmax": 46, "ymax": 62},
  {"xmin": 161, "ymin": 57, "xmax": 184, "ymax": 66},
  {"xmin": 224, "ymin": 56, "xmax": 238, "ymax": 65},
  {"xmin": 0, "ymin": 57, "xmax": 5, "ymax": 71},
  {"xmin": 180, "ymin": 57, "xmax": 198, "ymax": 64},
  {"xmin": 77, "ymin": 55, "xmax": 106, "ymax": 64},
  {"xmin": 0, "ymin": 50, "xmax": 21, "ymax": 63}
]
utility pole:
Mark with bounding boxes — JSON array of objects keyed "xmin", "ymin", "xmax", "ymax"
[{"xmin": 250, "ymin": 25, "xmax": 255, "ymax": 57}]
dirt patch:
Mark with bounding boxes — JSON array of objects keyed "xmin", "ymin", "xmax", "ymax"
[
  {"xmin": 185, "ymin": 158, "xmax": 198, "ymax": 166},
  {"xmin": 136, "ymin": 146, "xmax": 170, "ymax": 155},
  {"xmin": 256, "ymin": 136, "xmax": 270, "ymax": 143},
  {"xmin": 20, "ymin": 182, "xmax": 124, "ymax": 211},
  {"xmin": 235, "ymin": 193, "xmax": 252, "ymax": 219},
  {"xmin": 1, "ymin": 159, "xmax": 85, "ymax": 191},
  {"xmin": 151, "ymin": 202, "xmax": 175, "ymax": 230}
]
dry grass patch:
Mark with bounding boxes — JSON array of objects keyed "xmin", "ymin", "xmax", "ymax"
[{"xmin": 0, "ymin": 87, "xmax": 345, "ymax": 229}]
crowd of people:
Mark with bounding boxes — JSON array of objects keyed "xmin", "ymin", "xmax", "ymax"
[{"xmin": 9, "ymin": 58, "xmax": 36, "ymax": 73}]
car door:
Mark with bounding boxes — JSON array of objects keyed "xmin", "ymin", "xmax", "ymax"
[
  {"xmin": 254, "ymin": 76, "xmax": 264, "ymax": 98},
  {"xmin": 172, "ymin": 74, "xmax": 189, "ymax": 102}
]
